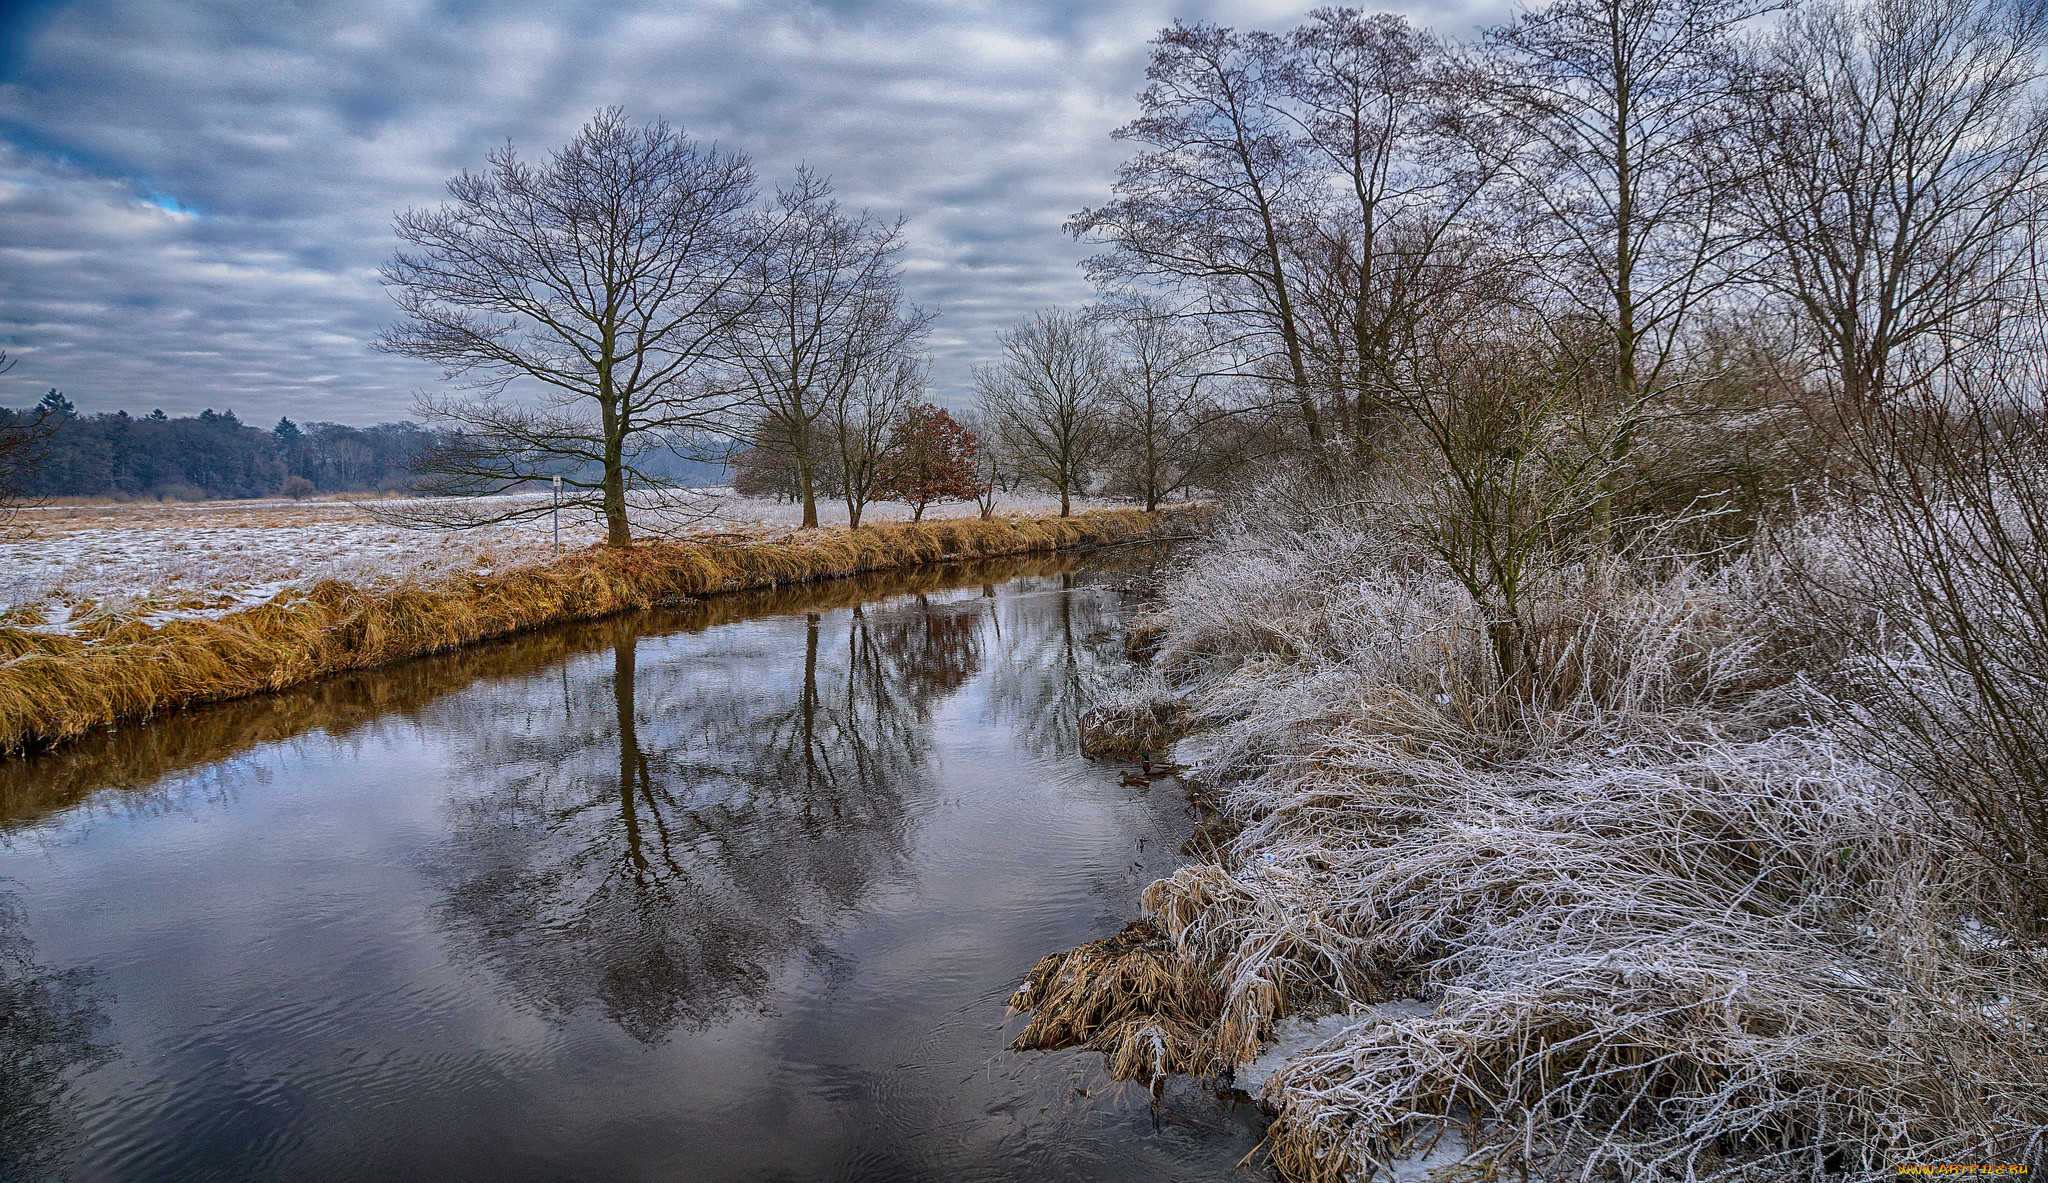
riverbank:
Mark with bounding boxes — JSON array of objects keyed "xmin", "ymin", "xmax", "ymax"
[
  {"xmin": 0, "ymin": 490, "xmax": 1126, "ymax": 630},
  {"xmin": 1014, "ymin": 494, "xmax": 2048, "ymax": 1178},
  {"xmin": 0, "ymin": 508, "xmax": 1190, "ymax": 754}
]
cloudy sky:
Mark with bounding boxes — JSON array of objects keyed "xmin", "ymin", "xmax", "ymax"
[{"xmin": 0, "ymin": 0, "xmax": 1495, "ymax": 425}]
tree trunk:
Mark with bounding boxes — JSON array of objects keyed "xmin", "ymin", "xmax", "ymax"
[
  {"xmin": 800, "ymin": 614, "xmax": 820, "ymax": 791},
  {"xmin": 1594, "ymin": 69, "xmax": 1639, "ymax": 549},
  {"xmin": 1486, "ymin": 609, "xmax": 1522, "ymax": 688},
  {"xmin": 614, "ymin": 631, "xmax": 646, "ymax": 871},
  {"xmin": 798, "ymin": 458, "xmax": 819, "ymax": 529},
  {"xmin": 602, "ymin": 435, "xmax": 631, "ymax": 547}
]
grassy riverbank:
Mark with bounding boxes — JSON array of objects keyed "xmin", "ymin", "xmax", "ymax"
[
  {"xmin": 1016, "ymin": 494, "xmax": 2048, "ymax": 1178},
  {"xmin": 0, "ymin": 509, "xmax": 1178, "ymax": 754}
]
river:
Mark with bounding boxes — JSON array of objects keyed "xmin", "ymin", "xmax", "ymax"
[{"xmin": 0, "ymin": 550, "xmax": 1263, "ymax": 1182}]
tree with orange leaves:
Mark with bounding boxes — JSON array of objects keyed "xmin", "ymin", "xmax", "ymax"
[{"xmin": 877, "ymin": 403, "xmax": 980, "ymax": 521}]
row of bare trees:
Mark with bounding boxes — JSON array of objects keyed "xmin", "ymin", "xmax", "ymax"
[
  {"xmin": 970, "ymin": 303, "xmax": 1252, "ymax": 516},
  {"xmin": 373, "ymin": 0, "xmax": 2046, "ymax": 548},
  {"xmin": 378, "ymin": 109, "xmax": 935, "ymax": 545},
  {"xmin": 1071, "ymin": 0, "xmax": 2048, "ymax": 490},
  {"xmin": 1057, "ymin": 0, "xmax": 2045, "ymax": 656}
]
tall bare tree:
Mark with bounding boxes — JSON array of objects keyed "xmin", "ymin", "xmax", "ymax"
[
  {"xmin": 1281, "ymin": 10, "xmax": 1520, "ymax": 451},
  {"xmin": 378, "ymin": 108, "xmax": 759, "ymax": 546},
  {"xmin": 1483, "ymin": 0, "xmax": 1761, "ymax": 531},
  {"xmin": 975, "ymin": 309, "xmax": 1115, "ymax": 517},
  {"xmin": 1741, "ymin": 0, "xmax": 2048, "ymax": 409},
  {"xmin": 723, "ymin": 168, "xmax": 929, "ymax": 528},
  {"xmin": 1070, "ymin": 22, "xmax": 1328, "ymax": 447}
]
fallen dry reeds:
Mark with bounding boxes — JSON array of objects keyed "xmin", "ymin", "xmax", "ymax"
[
  {"xmin": 1008, "ymin": 920, "xmax": 1222, "ymax": 1093},
  {"xmin": 0, "ymin": 509, "xmax": 1174, "ymax": 755}
]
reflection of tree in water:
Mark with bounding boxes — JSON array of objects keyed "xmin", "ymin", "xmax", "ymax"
[
  {"xmin": 871, "ymin": 594, "xmax": 989, "ymax": 712},
  {"xmin": 984, "ymin": 574, "xmax": 1125, "ymax": 758},
  {"xmin": 0, "ymin": 887, "xmax": 114, "ymax": 1180},
  {"xmin": 424, "ymin": 603, "xmax": 954, "ymax": 1044}
]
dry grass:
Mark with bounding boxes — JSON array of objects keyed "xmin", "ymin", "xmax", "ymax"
[
  {"xmin": 0, "ymin": 509, "xmax": 1173, "ymax": 755},
  {"xmin": 1008, "ymin": 921, "xmax": 1222, "ymax": 1094},
  {"xmin": 0, "ymin": 490, "xmax": 1135, "ymax": 631},
  {"xmin": 1008, "ymin": 487, "xmax": 2048, "ymax": 1180}
]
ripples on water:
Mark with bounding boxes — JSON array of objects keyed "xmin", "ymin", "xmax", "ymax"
[{"xmin": 0, "ymin": 551, "xmax": 1265, "ymax": 1182}]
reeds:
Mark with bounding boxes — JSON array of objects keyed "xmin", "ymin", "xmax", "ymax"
[
  {"xmin": 0, "ymin": 509, "xmax": 1170, "ymax": 755},
  {"xmin": 1007, "ymin": 920, "xmax": 1222, "ymax": 1093},
  {"xmin": 1011, "ymin": 496, "xmax": 2048, "ymax": 1178}
]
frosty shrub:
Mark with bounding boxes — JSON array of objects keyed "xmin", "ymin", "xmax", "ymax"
[{"xmin": 1820, "ymin": 357, "xmax": 2048, "ymax": 936}]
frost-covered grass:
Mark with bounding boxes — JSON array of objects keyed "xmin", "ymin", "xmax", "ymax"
[
  {"xmin": 1056, "ymin": 489, "xmax": 2048, "ymax": 1179},
  {"xmin": 0, "ymin": 490, "xmax": 1111, "ymax": 634}
]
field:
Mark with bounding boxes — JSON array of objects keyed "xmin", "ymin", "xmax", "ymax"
[{"xmin": 0, "ymin": 490, "xmax": 1115, "ymax": 633}]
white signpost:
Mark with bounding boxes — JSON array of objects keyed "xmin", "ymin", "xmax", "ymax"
[{"xmin": 552, "ymin": 475, "xmax": 562, "ymax": 557}]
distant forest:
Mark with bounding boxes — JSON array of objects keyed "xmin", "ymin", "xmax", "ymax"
[{"xmin": 4, "ymin": 390, "xmax": 725, "ymax": 500}]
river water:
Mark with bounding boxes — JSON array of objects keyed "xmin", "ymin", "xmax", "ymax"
[{"xmin": 0, "ymin": 551, "xmax": 1263, "ymax": 1182}]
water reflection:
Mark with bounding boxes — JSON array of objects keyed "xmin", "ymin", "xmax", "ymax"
[
  {"xmin": 0, "ymin": 886, "xmax": 114, "ymax": 1180},
  {"xmin": 0, "ymin": 544, "xmax": 1246, "ymax": 1183},
  {"xmin": 987, "ymin": 573, "xmax": 1122, "ymax": 758},
  {"xmin": 422, "ymin": 591, "xmax": 989, "ymax": 1042}
]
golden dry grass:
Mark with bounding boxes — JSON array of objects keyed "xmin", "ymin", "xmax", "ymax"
[
  {"xmin": 0, "ymin": 509, "xmax": 1170, "ymax": 755},
  {"xmin": 1006, "ymin": 920, "xmax": 1224, "ymax": 1093}
]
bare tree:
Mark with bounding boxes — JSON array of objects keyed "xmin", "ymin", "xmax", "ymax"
[
  {"xmin": 1482, "ymin": 0, "xmax": 1761, "ymax": 533},
  {"xmin": 1101, "ymin": 303, "xmax": 1235, "ymax": 511},
  {"xmin": 0, "ymin": 354, "xmax": 53, "ymax": 532},
  {"xmin": 974, "ymin": 309, "xmax": 1115, "ymax": 517},
  {"xmin": 954, "ymin": 407, "xmax": 1005, "ymax": 519},
  {"xmin": 1069, "ymin": 22, "xmax": 1329, "ymax": 447},
  {"xmin": 1824, "ymin": 310, "xmax": 2048, "ymax": 933},
  {"xmin": 827, "ymin": 355, "xmax": 922, "ymax": 529},
  {"xmin": 1280, "ymin": 10, "xmax": 1521, "ymax": 452},
  {"xmin": 1375, "ymin": 318, "xmax": 1619, "ymax": 684},
  {"xmin": 1740, "ymin": 0, "xmax": 2048, "ymax": 410},
  {"xmin": 378, "ymin": 108, "xmax": 759, "ymax": 546},
  {"xmin": 723, "ymin": 168, "xmax": 930, "ymax": 528}
]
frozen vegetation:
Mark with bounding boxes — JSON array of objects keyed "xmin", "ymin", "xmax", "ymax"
[{"xmin": 1071, "ymin": 478, "xmax": 2048, "ymax": 1178}]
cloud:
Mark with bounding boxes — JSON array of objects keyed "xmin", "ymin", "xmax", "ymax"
[{"xmin": 0, "ymin": 0, "xmax": 1495, "ymax": 423}]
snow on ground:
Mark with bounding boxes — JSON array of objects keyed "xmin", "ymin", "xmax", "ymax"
[{"xmin": 0, "ymin": 490, "xmax": 1117, "ymax": 634}]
